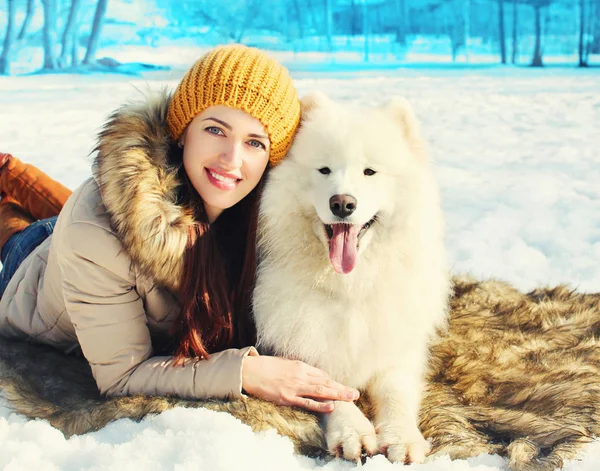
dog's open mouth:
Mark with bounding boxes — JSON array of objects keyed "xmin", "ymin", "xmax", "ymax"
[{"xmin": 324, "ymin": 216, "xmax": 376, "ymax": 275}]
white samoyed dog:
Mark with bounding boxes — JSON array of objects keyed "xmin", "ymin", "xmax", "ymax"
[{"xmin": 253, "ymin": 92, "xmax": 450, "ymax": 464}]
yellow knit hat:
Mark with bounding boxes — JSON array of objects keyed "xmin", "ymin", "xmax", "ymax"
[{"xmin": 167, "ymin": 44, "xmax": 301, "ymax": 166}]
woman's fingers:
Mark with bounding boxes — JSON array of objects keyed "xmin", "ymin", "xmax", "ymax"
[
  {"xmin": 288, "ymin": 396, "xmax": 335, "ymax": 413},
  {"xmin": 302, "ymin": 383, "xmax": 359, "ymax": 401},
  {"xmin": 293, "ymin": 361, "xmax": 359, "ymax": 401},
  {"xmin": 242, "ymin": 355, "xmax": 359, "ymax": 412},
  {"xmin": 303, "ymin": 363, "xmax": 334, "ymax": 378},
  {"xmin": 305, "ymin": 373, "xmax": 359, "ymax": 400}
]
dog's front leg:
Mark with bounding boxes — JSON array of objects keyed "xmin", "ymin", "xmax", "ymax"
[
  {"xmin": 368, "ymin": 368, "xmax": 430, "ymax": 464},
  {"xmin": 322, "ymin": 400, "xmax": 379, "ymax": 462}
]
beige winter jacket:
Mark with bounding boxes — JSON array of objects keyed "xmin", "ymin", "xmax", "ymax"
[{"xmin": 0, "ymin": 92, "xmax": 257, "ymax": 399}]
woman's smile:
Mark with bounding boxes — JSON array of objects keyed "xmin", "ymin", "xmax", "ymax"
[{"xmin": 205, "ymin": 167, "xmax": 241, "ymax": 191}]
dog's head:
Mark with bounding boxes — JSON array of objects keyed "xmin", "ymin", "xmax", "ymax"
[{"xmin": 267, "ymin": 92, "xmax": 430, "ymax": 275}]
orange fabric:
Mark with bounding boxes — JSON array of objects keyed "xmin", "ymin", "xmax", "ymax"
[
  {"xmin": 0, "ymin": 153, "xmax": 72, "ymax": 221},
  {"xmin": 0, "ymin": 200, "xmax": 35, "ymax": 251}
]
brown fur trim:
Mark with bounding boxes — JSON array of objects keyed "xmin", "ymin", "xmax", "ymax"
[
  {"xmin": 93, "ymin": 91, "xmax": 195, "ymax": 292},
  {"xmin": 2, "ymin": 276, "xmax": 600, "ymax": 468}
]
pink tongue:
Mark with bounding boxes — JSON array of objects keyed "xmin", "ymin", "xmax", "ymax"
[{"xmin": 329, "ymin": 224, "xmax": 361, "ymax": 274}]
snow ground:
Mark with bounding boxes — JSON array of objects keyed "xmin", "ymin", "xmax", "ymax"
[{"xmin": 0, "ymin": 65, "xmax": 599, "ymax": 469}]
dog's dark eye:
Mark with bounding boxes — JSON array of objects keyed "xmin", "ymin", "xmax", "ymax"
[
  {"xmin": 318, "ymin": 167, "xmax": 331, "ymax": 175},
  {"xmin": 364, "ymin": 168, "xmax": 376, "ymax": 176}
]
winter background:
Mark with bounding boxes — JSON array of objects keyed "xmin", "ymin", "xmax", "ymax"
[{"xmin": 1, "ymin": 0, "xmax": 600, "ymax": 469}]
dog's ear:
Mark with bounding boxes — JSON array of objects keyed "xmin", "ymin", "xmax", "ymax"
[
  {"xmin": 300, "ymin": 92, "xmax": 330, "ymax": 119},
  {"xmin": 385, "ymin": 97, "xmax": 427, "ymax": 159}
]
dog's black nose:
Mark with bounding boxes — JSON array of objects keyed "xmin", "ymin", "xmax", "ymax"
[{"xmin": 329, "ymin": 194, "xmax": 357, "ymax": 218}]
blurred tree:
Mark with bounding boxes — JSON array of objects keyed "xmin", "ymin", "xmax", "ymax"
[
  {"xmin": 579, "ymin": 0, "xmax": 587, "ymax": 66},
  {"xmin": 41, "ymin": 0, "xmax": 58, "ymax": 69},
  {"xmin": 591, "ymin": 0, "xmax": 600, "ymax": 54},
  {"xmin": 59, "ymin": 0, "xmax": 82, "ymax": 68},
  {"xmin": 325, "ymin": 0, "xmax": 333, "ymax": 51},
  {"xmin": 189, "ymin": 0, "xmax": 264, "ymax": 44},
  {"xmin": 394, "ymin": 0, "xmax": 408, "ymax": 46},
  {"xmin": 350, "ymin": 0, "xmax": 361, "ymax": 35},
  {"xmin": 578, "ymin": 0, "xmax": 597, "ymax": 66},
  {"xmin": 464, "ymin": 0, "xmax": 470, "ymax": 60},
  {"xmin": 498, "ymin": 0, "xmax": 507, "ymax": 63},
  {"xmin": 0, "ymin": 0, "xmax": 16, "ymax": 75},
  {"xmin": 511, "ymin": 0, "xmax": 518, "ymax": 63},
  {"xmin": 17, "ymin": 0, "xmax": 35, "ymax": 40},
  {"xmin": 305, "ymin": 0, "xmax": 321, "ymax": 36},
  {"xmin": 362, "ymin": 0, "xmax": 369, "ymax": 60},
  {"xmin": 292, "ymin": 0, "xmax": 306, "ymax": 39},
  {"xmin": 449, "ymin": 0, "xmax": 467, "ymax": 61},
  {"xmin": 414, "ymin": 0, "xmax": 470, "ymax": 62},
  {"xmin": 529, "ymin": 0, "xmax": 551, "ymax": 66},
  {"xmin": 589, "ymin": 0, "xmax": 596, "ymax": 58},
  {"xmin": 83, "ymin": 0, "xmax": 108, "ymax": 65}
]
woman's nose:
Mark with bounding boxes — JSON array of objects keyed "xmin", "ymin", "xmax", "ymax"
[{"xmin": 219, "ymin": 141, "xmax": 243, "ymax": 168}]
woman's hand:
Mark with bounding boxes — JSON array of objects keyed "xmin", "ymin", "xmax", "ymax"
[{"xmin": 241, "ymin": 355, "xmax": 359, "ymax": 413}]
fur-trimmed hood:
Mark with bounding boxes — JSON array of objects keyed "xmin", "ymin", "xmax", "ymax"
[{"xmin": 92, "ymin": 91, "xmax": 195, "ymax": 292}]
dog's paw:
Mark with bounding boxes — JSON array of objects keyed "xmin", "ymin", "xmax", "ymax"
[
  {"xmin": 325, "ymin": 402, "xmax": 379, "ymax": 462},
  {"xmin": 326, "ymin": 422, "xmax": 378, "ymax": 462},
  {"xmin": 377, "ymin": 426, "xmax": 430, "ymax": 464}
]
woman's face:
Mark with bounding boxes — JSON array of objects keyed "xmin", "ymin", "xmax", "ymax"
[{"xmin": 181, "ymin": 105, "xmax": 270, "ymax": 223}]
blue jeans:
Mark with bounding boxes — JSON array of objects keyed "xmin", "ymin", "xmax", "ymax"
[{"xmin": 0, "ymin": 216, "xmax": 58, "ymax": 298}]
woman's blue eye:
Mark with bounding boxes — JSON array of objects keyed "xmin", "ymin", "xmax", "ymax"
[
  {"xmin": 248, "ymin": 139, "xmax": 266, "ymax": 150},
  {"xmin": 206, "ymin": 126, "xmax": 224, "ymax": 135}
]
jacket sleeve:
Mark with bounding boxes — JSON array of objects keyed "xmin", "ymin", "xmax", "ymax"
[{"xmin": 56, "ymin": 221, "xmax": 258, "ymax": 399}]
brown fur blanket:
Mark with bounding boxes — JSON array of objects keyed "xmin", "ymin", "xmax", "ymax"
[{"xmin": 1, "ymin": 276, "xmax": 599, "ymax": 470}]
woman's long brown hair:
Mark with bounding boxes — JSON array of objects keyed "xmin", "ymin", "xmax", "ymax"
[{"xmin": 169, "ymin": 144, "xmax": 261, "ymax": 362}]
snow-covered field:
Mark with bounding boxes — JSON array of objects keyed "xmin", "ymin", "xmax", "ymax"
[{"xmin": 1, "ymin": 65, "xmax": 599, "ymax": 469}]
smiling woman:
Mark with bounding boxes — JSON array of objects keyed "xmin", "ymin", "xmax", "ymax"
[{"xmin": 0, "ymin": 44, "xmax": 360, "ymax": 413}]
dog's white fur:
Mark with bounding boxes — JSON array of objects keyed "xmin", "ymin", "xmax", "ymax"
[{"xmin": 253, "ymin": 92, "xmax": 450, "ymax": 463}]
